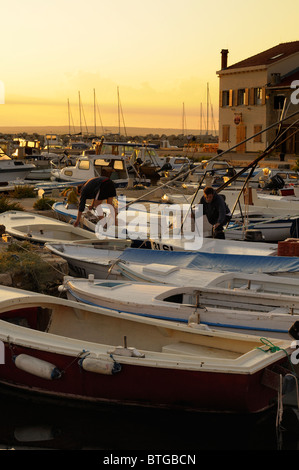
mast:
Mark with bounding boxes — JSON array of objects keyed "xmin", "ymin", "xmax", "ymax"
[
  {"xmin": 117, "ymin": 86, "xmax": 121, "ymax": 135},
  {"xmin": 93, "ymin": 88, "xmax": 96, "ymax": 135},
  {"xmin": 78, "ymin": 91, "xmax": 82, "ymax": 134},
  {"xmin": 67, "ymin": 99, "xmax": 71, "ymax": 135},
  {"xmin": 207, "ymin": 83, "xmax": 209, "ymax": 135},
  {"xmin": 182, "ymin": 102, "xmax": 187, "ymax": 135}
]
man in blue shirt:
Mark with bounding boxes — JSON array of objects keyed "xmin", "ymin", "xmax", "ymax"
[{"xmin": 74, "ymin": 176, "xmax": 117, "ymax": 227}]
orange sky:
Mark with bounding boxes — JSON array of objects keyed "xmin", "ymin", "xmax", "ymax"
[{"xmin": 0, "ymin": 0, "xmax": 298, "ymax": 133}]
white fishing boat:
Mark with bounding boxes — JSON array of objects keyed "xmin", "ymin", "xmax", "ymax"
[
  {"xmin": 45, "ymin": 238, "xmax": 299, "ymax": 282},
  {"xmin": 166, "ymin": 186, "xmax": 299, "ymax": 215},
  {"xmin": 149, "ymin": 232, "xmax": 278, "ymax": 253},
  {"xmin": 0, "ymin": 285, "xmax": 295, "ymax": 413},
  {"xmin": 45, "ymin": 239, "xmax": 132, "ymax": 278},
  {"xmin": 0, "ymin": 211, "xmax": 99, "ymax": 244},
  {"xmin": 51, "ymin": 154, "xmax": 129, "ymax": 189},
  {"xmin": 52, "ymin": 200, "xmax": 174, "ymax": 240},
  {"xmin": 0, "ymin": 155, "xmax": 36, "ymax": 182},
  {"xmin": 60, "ymin": 275, "xmax": 299, "ymax": 339},
  {"xmin": 225, "ymin": 214, "xmax": 295, "ymax": 242}
]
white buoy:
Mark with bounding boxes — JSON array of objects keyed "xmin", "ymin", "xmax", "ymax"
[
  {"xmin": 80, "ymin": 356, "xmax": 121, "ymax": 375},
  {"xmin": 14, "ymin": 354, "xmax": 61, "ymax": 380}
]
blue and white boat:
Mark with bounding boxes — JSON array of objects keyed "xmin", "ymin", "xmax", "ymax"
[{"xmin": 60, "ymin": 274, "xmax": 299, "ymax": 339}]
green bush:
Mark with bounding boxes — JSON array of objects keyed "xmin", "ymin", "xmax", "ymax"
[
  {"xmin": 33, "ymin": 197, "xmax": 56, "ymax": 210},
  {"xmin": 0, "ymin": 195, "xmax": 24, "ymax": 213},
  {"xmin": 0, "ymin": 241, "xmax": 59, "ymax": 293},
  {"xmin": 12, "ymin": 185, "xmax": 36, "ymax": 198}
]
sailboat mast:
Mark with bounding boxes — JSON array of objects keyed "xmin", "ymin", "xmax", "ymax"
[
  {"xmin": 93, "ymin": 88, "xmax": 96, "ymax": 135},
  {"xmin": 78, "ymin": 91, "xmax": 82, "ymax": 134},
  {"xmin": 117, "ymin": 86, "xmax": 121, "ymax": 135},
  {"xmin": 207, "ymin": 83, "xmax": 209, "ymax": 135},
  {"xmin": 67, "ymin": 99, "xmax": 71, "ymax": 135}
]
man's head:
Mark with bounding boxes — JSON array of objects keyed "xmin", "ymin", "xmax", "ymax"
[
  {"xmin": 203, "ymin": 186, "xmax": 215, "ymax": 203},
  {"xmin": 76, "ymin": 184, "xmax": 83, "ymax": 195}
]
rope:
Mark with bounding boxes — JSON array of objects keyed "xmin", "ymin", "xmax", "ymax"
[
  {"xmin": 257, "ymin": 337, "xmax": 299, "ymax": 375},
  {"xmin": 257, "ymin": 338, "xmax": 299, "ymax": 430},
  {"xmin": 7, "ymin": 237, "xmax": 68, "ymax": 278},
  {"xmin": 257, "ymin": 337, "xmax": 290, "ymax": 357}
]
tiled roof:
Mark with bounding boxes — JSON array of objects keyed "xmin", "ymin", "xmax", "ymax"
[{"xmin": 226, "ymin": 41, "xmax": 299, "ymax": 70}]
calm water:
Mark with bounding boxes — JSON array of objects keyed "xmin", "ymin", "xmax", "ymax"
[{"xmin": 0, "ymin": 385, "xmax": 298, "ymax": 451}]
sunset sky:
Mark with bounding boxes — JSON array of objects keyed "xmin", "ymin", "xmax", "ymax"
[{"xmin": 0, "ymin": 0, "xmax": 298, "ymax": 133}]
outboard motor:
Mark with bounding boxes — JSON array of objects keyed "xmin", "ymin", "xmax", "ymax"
[{"xmin": 264, "ymin": 174, "xmax": 285, "ymax": 191}]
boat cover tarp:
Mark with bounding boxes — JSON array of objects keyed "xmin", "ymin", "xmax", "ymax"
[{"xmin": 118, "ymin": 248, "xmax": 299, "ymax": 274}]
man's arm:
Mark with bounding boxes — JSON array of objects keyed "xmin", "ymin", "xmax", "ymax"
[{"xmin": 216, "ymin": 195, "xmax": 227, "ymax": 226}]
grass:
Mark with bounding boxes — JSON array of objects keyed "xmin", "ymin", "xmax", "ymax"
[
  {"xmin": 33, "ymin": 197, "xmax": 56, "ymax": 211},
  {"xmin": 0, "ymin": 195, "xmax": 24, "ymax": 212},
  {"xmin": 11, "ymin": 185, "xmax": 36, "ymax": 198},
  {"xmin": 0, "ymin": 241, "xmax": 63, "ymax": 293}
]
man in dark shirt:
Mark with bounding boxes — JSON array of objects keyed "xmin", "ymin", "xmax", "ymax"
[
  {"xmin": 74, "ymin": 176, "xmax": 117, "ymax": 227},
  {"xmin": 200, "ymin": 186, "xmax": 230, "ymax": 239}
]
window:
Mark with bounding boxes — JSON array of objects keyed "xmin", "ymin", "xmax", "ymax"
[
  {"xmin": 94, "ymin": 159, "xmax": 110, "ymax": 166},
  {"xmin": 274, "ymin": 95, "xmax": 286, "ymax": 110},
  {"xmin": 222, "ymin": 125, "xmax": 230, "ymax": 143},
  {"xmin": 78, "ymin": 160, "xmax": 90, "ymax": 170},
  {"xmin": 253, "ymin": 125, "xmax": 262, "ymax": 143},
  {"xmin": 237, "ymin": 89, "xmax": 246, "ymax": 105},
  {"xmin": 222, "ymin": 90, "xmax": 230, "ymax": 106},
  {"xmin": 114, "ymin": 160, "xmax": 124, "ymax": 170},
  {"xmin": 254, "ymin": 88, "xmax": 263, "ymax": 105}
]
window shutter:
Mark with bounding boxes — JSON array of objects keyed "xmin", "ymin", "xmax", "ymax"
[
  {"xmin": 261, "ymin": 87, "xmax": 266, "ymax": 105},
  {"xmin": 249, "ymin": 88, "xmax": 255, "ymax": 105},
  {"xmin": 229, "ymin": 89, "xmax": 233, "ymax": 107},
  {"xmin": 233, "ymin": 90, "xmax": 238, "ymax": 107},
  {"xmin": 245, "ymin": 88, "xmax": 249, "ymax": 106},
  {"xmin": 219, "ymin": 90, "xmax": 223, "ymax": 107}
]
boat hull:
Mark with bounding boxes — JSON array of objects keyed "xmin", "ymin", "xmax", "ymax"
[{"xmin": 0, "ymin": 341, "xmax": 282, "ymax": 414}]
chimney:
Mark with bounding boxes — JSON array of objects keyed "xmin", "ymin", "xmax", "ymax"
[{"xmin": 221, "ymin": 49, "xmax": 229, "ymax": 69}]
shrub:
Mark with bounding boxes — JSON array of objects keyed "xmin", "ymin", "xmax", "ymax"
[
  {"xmin": 12, "ymin": 185, "xmax": 36, "ymax": 198},
  {"xmin": 33, "ymin": 197, "xmax": 56, "ymax": 211},
  {"xmin": 0, "ymin": 195, "xmax": 24, "ymax": 213}
]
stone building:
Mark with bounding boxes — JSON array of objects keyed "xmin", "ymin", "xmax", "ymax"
[{"xmin": 217, "ymin": 42, "xmax": 299, "ymax": 154}]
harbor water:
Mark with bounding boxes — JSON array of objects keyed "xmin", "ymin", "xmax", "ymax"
[{"xmin": 0, "ymin": 385, "xmax": 298, "ymax": 451}]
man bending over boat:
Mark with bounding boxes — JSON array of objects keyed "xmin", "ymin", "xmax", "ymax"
[
  {"xmin": 200, "ymin": 186, "xmax": 231, "ymax": 239},
  {"xmin": 74, "ymin": 176, "xmax": 118, "ymax": 227}
]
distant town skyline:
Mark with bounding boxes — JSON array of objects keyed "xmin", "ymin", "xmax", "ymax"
[{"xmin": 0, "ymin": 0, "xmax": 298, "ymax": 132}]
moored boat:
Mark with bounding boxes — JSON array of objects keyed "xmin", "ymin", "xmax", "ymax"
[
  {"xmin": 60, "ymin": 275, "xmax": 299, "ymax": 339},
  {"xmin": 45, "ymin": 241, "xmax": 299, "ymax": 281},
  {"xmin": 0, "ymin": 285, "xmax": 296, "ymax": 413},
  {"xmin": 0, "ymin": 211, "xmax": 99, "ymax": 244}
]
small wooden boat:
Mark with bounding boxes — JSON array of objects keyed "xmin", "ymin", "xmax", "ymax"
[
  {"xmin": 45, "ymin": 239, "xmax": 299, "ymax": 281},
  {"xmin": 60, "ymin": 275, "xmax": 299, "ymax": 339},
  {"xmin": 0, "ymin": 211, "xmax": 99, "ymax": 244},
  {"xmin": 226, "ymin": 215, "xmax": 295, "ymax": 242},
  {"xmin": 52, "ymin": 200, "xmax": 173, "ymax": 240},
  {"xmin": 46, "ymin": 239, "xmax": 132, "ymax": 278},
  {"xmin": 0, "ymin": 285, "xmax": 296, "ymax": 413}
]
